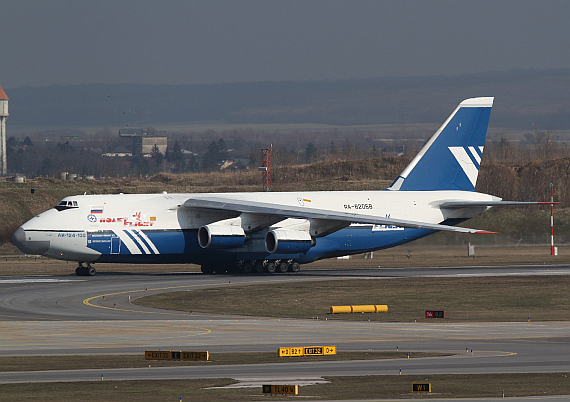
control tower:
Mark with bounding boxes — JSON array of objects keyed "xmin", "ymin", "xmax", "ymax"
[{"xmin": 0, "ymin": 85, "xmax": 8, "ymax": 175}]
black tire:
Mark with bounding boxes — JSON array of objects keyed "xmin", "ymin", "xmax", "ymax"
[
  {"xmin": 87, "ymin": 266, "xmax": 96, "ymax": 276},
  {"xmin": 277, "ymin": 262, "xmax": 289, "ymax": 273},
  {"xmin": 228, "ymin": 262, "xmax": 241, "ymax": 275},
  {"xmin": 265, "ymin": 262, "xmax": 276, "ymax": 274},
  {"xmin": 75, "ymin": 266, "xmax": 84, "ymax": 276},
  {"xmin": 254, "ymin": 261, "xmax": 265, "ymax": 274},
  {"xmin": 242, "ymin": 261, "xmax": 254, "ymax": 274},
  {"xmin": 290, "ymin": 262, "xmax": 301, "ymax": 272}
]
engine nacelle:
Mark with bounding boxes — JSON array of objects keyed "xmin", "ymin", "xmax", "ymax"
[
  {"xmin": 198, "ymin": 224, "xmax": 246, "ymax": 249},
  {"xmin": 265, "ymin": 229, "xmax": 314, "ymax": 254}
]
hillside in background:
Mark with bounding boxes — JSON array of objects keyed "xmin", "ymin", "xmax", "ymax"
[{"xmin": 6, "ymin": 68, "xmax": 570, "ymax": 131}]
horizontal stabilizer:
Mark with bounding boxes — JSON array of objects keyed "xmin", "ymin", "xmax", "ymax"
[{"xmin": 184, "ymin": 196, "xmax": 489, "ymax": 235}]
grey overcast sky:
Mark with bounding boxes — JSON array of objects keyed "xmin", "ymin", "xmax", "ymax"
[{"xmin": 1, "ymin": 0, "xmax": 569, "ymax": 89}]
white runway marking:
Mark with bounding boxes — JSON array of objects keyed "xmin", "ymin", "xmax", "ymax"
[{"xmin": 0, "ymin": 278, "xmax": 85, "ymax": 284}]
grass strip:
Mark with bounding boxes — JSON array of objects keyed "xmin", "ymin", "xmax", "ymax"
[
  {"xmin": 0, "ymin": 351, "xmax": 449, "ymax": 372},
  {"xmin": 135, "ymin": 275, "xmax": 570, "ymax": 322},
  {"xmin": 311, "ymin": 373, "xmax": 570, "ymax": 400},
  {"xmin": 0, "ymin": 373, "xmax": 568, "ymax": 401}
]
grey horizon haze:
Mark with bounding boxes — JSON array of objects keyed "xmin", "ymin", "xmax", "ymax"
[{"xmin": 1, "ymin": 0, "xmax": 569, "ymax": 89}]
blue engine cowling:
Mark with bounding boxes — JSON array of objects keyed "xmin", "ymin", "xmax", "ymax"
[
  {"xmin": 265, "ymin": 229, "xmax": 314, "ymax": 254},
  {"xmin": 198, "ymin": 224, "xmax": 246, "ymax": 248}
]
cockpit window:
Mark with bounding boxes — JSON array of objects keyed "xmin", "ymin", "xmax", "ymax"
[{"xmin": 55, "ymin": 199, "xmax": 79, "ymax": 211}]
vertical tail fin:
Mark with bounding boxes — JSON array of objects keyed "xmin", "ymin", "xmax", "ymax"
[{"xmin": 388, "ymin": 97, "xmax": 493, "ymax": 192}]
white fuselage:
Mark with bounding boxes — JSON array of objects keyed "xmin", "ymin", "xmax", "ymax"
[{"xmin": 16, "ymin": 189, "xmax": 498, "ymax": 263}]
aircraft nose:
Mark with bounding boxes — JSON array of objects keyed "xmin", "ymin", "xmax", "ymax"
[{"xmin": 11, "ymin": 227, "xmax": 50, "ymax": 255}]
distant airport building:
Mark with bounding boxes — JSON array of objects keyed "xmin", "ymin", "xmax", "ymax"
[
  {"xmin": 118, "ymin": 127, "xmax": 167, "ymax": 156},
  {"xmin": 133, "ymin": 136, "xmax": 167, "ymax": 156},
  {"xmin": 102, "ymin": 146, "xmax": 133, "ymax": 157},
  {"xmin": 382, "ymin": 145, "xmax": 405, "ymax": 157},
  {"xmin": 0, "ymin": 85, "xmax": 8, "ymax": 175},
  {"xmin": 119, "ymin": 128, "xmax": 151, "ymax": 137}
]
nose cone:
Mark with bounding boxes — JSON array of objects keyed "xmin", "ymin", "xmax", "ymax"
[{"xmin": 12, "ymin": 227, "xmax": 50, "ymax": 255}]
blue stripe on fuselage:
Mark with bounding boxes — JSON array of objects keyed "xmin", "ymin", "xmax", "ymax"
[{"xmin": 89, "ymin": 226, "xmax": 441, "ymax": 264}]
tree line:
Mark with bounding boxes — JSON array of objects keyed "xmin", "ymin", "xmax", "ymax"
[{"xmin": 5, "ymin": 125, "xmax": 570, "ymax": 210}]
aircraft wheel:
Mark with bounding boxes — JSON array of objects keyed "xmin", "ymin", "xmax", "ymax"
[
  {"xmin": 254, "ymin": 261, "xmax": 265, "ymax": 274},
  {"xmin": 242, "ymin": 261, "xmax": 254, "ymax": 274},
  {"xmin": 290, "ymin": 262, "xmax": 301, "ymax": 272},
  {"xmin": 265, "ymin": 262, "xmax": 276, "ymax": 274},
  {"xmin": 87, "ymin": 266, "xmax": 96, "ymax": 276},
  {"xmin": 75, "ymin": 266, "xmax": 84, "ymax": 276},
  {"xmin": 277, "ymin": 262, "xmax": 289, "ymax": 273},
  {"xmin": 228, "ymin": 263, "xmax": 240, "ymax": 274},
  {"xmin": 201, "ymin": 265, "xmax": 215, "ymax": 274}
]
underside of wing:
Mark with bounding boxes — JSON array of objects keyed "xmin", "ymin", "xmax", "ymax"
[{"xmin": 184, "ymin": 196, "xmax": 492, "ymax": 234}]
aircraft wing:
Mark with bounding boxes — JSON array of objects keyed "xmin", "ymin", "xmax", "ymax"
[
  {"xmin": 439, "ymin": 201, "xmax": 557, "ymax": 209},
  {"xmin": 183, "ymin": 196, "xmax": 493, "ymax": 234}
]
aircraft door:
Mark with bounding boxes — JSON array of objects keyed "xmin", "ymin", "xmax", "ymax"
[{"xmin": 111, "ymin": 236, "xmax": 121, "ymax": 254}]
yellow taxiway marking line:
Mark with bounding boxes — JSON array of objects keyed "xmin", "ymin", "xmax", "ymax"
[{"xmin": 82, "ymin": 277, "xmax": 310, "ymax": 314}]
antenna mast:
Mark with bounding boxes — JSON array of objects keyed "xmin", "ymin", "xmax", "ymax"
[{"xmin": 260, "ymin": 147, "xmax": 272, "ymax": 191}]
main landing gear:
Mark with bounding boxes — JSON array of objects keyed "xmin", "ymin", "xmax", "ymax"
[
  {"xmin": 200, "ymin": 259, "xmax": 301, "ymax": 275},
  {"xmin": 76, "ymin": 263, "xmax": 96, "ymax": 276}
]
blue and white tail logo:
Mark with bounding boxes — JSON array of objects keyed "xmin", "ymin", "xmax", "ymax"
[
  {"xmin": 388, "ymin": 97, "xmax": 493, "ymax": 192},
  {"xmin": 448, "ymin": 145, "xmax": 484, "ymax": 187}
]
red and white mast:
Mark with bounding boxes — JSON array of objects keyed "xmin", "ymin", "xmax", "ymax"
[
  {"xmin": 260, "ymin": 147, "xmax": 272, "ymax": 192},
  {"xmin": 0, "ymin": 85, "xmax": 8, "ymax": 176}
]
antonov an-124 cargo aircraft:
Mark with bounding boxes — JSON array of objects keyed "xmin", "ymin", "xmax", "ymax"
[{"xmin": 12, "ymin": 97, "xmax": 550, "ymax": 275}]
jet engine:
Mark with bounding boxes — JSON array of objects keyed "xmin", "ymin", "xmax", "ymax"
[
  {"xmin": 198, "ymin": 224, "xmax": 246, "ymax": 248},
  {"xmin": 265, "ymin": 229, "xmax": 314, "ymax": 254}
]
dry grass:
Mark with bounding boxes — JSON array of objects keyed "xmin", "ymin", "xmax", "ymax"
[
  {"xmin": 311, "ymin": 373, "xmax": 570, "ymax": 400},
  {"xmin": 0, "ymin": 379, "xmax": 247, "ymax": 402},
  {"xmin": 0, "ymin": 374, "xmax": 568, "ymax": 401},
  {"xmin": 135, "ymin": 275, "xmax": 570, "ymax": 322}
]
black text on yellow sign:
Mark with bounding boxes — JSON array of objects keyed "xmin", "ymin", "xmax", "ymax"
[
  {"xmin": 145, "ymin": 351, "xmax": 209, "ymax": 361},
  {"xmin": 262, "ymin": 385, "xmax": 299, "ymax": 395},
  {"xmin": 278, "ymin": 346, "xmax": 336, "ymax": 357},
  {"xmin": 412, "ymin": 383, "xmax": 431, "ymax": 392},
  {"xmin": 278, "ymin": 347, "xmax": 304, "ymax": 357}
]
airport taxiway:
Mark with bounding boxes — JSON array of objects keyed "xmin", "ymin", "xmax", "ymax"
[{"xmin": 0, "ymin": 265, "xmax": 569, "ymax": 386}]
